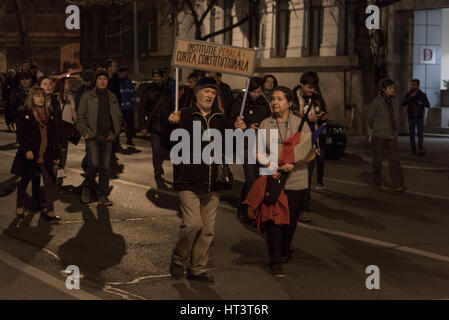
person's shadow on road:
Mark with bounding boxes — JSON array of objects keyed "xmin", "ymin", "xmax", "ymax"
[
  {"xmin": 0, "ymin": 211, "xmax": 54, "ymax": 290},
  {"xmin": 57, "ymin": 205, "xmax": 126, "ymax": 290},
  {"xmin": 173, "ymin": 280, "xmax": 222, "ymax": 300},
  {"xmin": 0, "ymin": 176, "xmax": 19, "ymax": 198}
]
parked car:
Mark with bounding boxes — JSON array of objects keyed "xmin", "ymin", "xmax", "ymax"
[{"xmin": 324, "ymin": 121, "xmax": 348, "ymax": 160}]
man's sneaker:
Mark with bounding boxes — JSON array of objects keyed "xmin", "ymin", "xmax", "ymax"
[
  {"xmin": 98, "ymin": 195, "xmax": 113, "ymax": 206},
  {"xmin": 316, "ymin": 183, "xmax": 327, "ymax": 191},
  {"xmin": 270, "ymin": 264, "xmax": 285, "ymax": 278},
  {"xmin": 187, "ymin": 272, "xmax": 215, "ymax": 283},
  {"xmin": 80, "ymin": 187, "xmax": 92, "ymax": 204},
  {"xmin": 298, "ymin": 211, "xmax": 312, "ymax": 222},
  {"xmin": 170, "ymin": 260, "xmax": 185, "ymax": 280}
]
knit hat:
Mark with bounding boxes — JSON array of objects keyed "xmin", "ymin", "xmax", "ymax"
[
  {"xmin": 195, "ymin": 77, "xmax": 218, "ymax": 90},
  {"xmin": 95, "ymin": 70, "xmax": 108, "ymax": 81}
]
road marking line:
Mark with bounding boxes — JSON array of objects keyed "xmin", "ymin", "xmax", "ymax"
[
  {"xmin": 0, "ymin": 249, "xmax": 101, "ymax": 300},
  {"xmin": 102, "ymin": 285, "xmax": 146, "ymax": 300},
  {"xmin": 106, "ymin": 273, "xmax": 173, "ymax": 286},
  {"xmin": 324, "ymin": 177, "xmax": 449, "ymax": 201},
  {"xmin": 297, "ymin": 223, "xmax": 449, "ymax": 264}
]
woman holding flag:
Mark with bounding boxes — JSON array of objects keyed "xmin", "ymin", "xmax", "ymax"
[{"xmin": 244, "ymin": 86, "xmax": 316, "ymax": 278}]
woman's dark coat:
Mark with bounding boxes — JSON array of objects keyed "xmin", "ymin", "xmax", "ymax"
[{"xmin": 11, "ymin": 107, "xmax": 61, "ymax": 179}]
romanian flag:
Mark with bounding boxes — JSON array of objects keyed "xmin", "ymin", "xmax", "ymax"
[{"xmin": 278, "ymin": 123, "xmax": 326, "ymax": 166}]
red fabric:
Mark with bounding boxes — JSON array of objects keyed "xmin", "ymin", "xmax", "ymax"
[
  {"xmin": 278, "ymin": 131, "xmax": 302, "ymax": 166},
  {"xmin": 243, "ymin": 175, "xmax": 290, "ymax": 233}
]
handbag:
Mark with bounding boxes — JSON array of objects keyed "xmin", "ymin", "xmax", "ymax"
[{"xmin": 213, "ymin": 163, "xmax": 234, "ymax": 191}]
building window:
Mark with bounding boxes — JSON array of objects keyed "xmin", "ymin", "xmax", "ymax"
[
  {"xmin": 308, "ymin": 0, "xmax": 323, "ymax": 56},
  {"xmin": 224, "ymin": 0, "xmax": 233, "ymax": 45},
  {"xmin": 275, "ymin": 0, "xmax": 290, "ymax": 57}
]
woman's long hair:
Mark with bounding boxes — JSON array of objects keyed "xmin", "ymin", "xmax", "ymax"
[
  {"xmin": 23, "ymin": 86, "xmax": 47, "ymax": 113},
  {"xmin": 54, "ymin": 78, "xmax": 68, "ymax": 102}
]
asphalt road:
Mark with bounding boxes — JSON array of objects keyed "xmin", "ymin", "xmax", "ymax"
[{"xmin": 0, "ymin": 128, "xmax": 449, "ymax": 300}]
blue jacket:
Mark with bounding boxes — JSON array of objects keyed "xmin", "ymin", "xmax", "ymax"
[{"xmin": 120, "ymin": 78, "xmax": 137, "ymax": 111}]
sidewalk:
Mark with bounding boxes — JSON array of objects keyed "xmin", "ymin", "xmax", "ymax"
[{"xmin": 345, "ymin": 135, "xmax": 449, "ymax": 171}]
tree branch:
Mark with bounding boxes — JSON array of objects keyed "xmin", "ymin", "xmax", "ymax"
[
  {"xmin": 185, "ymin": 0, "xmax": 199, "ymax": 24},
  {"xmin": 200, "ymin": 14, "xmax": 249, "ymax": 41},
  {"xmin": 199, "ymin": 0, "xmax": 218, "ymax": 24}
]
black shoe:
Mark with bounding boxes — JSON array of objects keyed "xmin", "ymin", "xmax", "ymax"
[
  {"xmin": 127, "ymin": 141, "xmax": 135, "ymax": 146},
  {"xmin": 187, "ymin": 272, "xmax": 215, "ymax": 283},
  {"xmin": 98, "ymin": 195, "xmax": 113, "ymax": 206},
  {"xmin": 156, "ymin": 177, "xmax": 168, "ymax": 189},
  {"xmin": 16, "ymin": 212, "xmax": 25, "ymax": 219},
  {"xmin": 418, "ymin": 150, "xmax": 426, "ymax": 156},
  {"xmin": 170, "ymin": 261, "xmax": 185, "ymax": 280},
  {"xmin": 41, "ymin": 212, "xmax": 61, "ymax": 222},
  {"xmin": 80, "ymin": 187, "xmax": 92, "ymax": 204}
]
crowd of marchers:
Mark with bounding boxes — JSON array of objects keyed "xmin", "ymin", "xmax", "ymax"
[{"xmin": 0, "ymin": 57, "xmax": 430, "ymax": 279}]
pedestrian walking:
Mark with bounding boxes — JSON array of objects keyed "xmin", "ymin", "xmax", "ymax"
[
  {"xmin": 261, "ymin": 74, "xmax": 278, "ymax": 110},
  {"xmin": 75, "ymin": 70, "xmax": 95, "ymax": 172},
  {"xmin": 118, "ymin": 66, "xmax": 137, "ymax": 146},
  {"xmin": 294, "ymin": 71, "xmax": 328, "ymax": 222},
  {"xmin": 139, "ymin": 68, "xmax": 173, "ymax": 188},
  {"xmin": 54, "ymin": 78, "xmax": 77, "ymax": 179},
  {"xmin": 401, "ymin": 79, "xmax": 430, "ymax": 156},
  {"xmin": 11, "ymin": 86, "xmax": 61, "ymax": 221},
  {"xmin": 167, "ymin": 77, "xmax": 237, "ymax": 283},
  {"xmin": 77, "ymin": 71, "xmax": 122, "ymax": 206},
  {"xmin": 207, "ymin": 71, "xmax": 234, "ymax": 115},
  {"xmin": 179, "ymin": 72, "xmax": 199, "ymax": 110},
  {"xmin": 245, "ymin": 86, "xmax": 314, "ymax": 277},
  {"xmin": 228, "ymin": 77, "xmax": 272, "ymax": 220},
  {"xmin": 368, "ymin": 78, "xmax": 405, "ymax": 192},
  {"xmin": 7, "ymin": 72, "xmax": 32, "ymax": 132},
  {"xmin": 1, "ymin": 69, "xmax": 17, "ymax": 131}
]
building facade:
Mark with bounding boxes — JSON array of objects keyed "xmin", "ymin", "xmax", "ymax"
[
  {"xmin": 0, "ymin": 0, "xmax": 80, "ymax": 75},
  {"xmin": 78, "ymin": 0, "xmax": 449, "ymax": 134}
]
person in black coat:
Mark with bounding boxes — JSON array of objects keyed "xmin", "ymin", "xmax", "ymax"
[
  {"xmin": 228, "ymin": 77, "xmax": 272, "ymax": 219},
  {"xmin": 7, "ymin": 72, "xmax": 32, "ymax": 132},
  {"xmin": 401, "ymin": 79, "xmax": 430, "ymax": 156},
  {"xmin": 139, "ymin": 68, "xmax": 173, "ymax": 188},
  {"xmin": 11, "ymin": 86, "xmax": 62, "ymax": 221}
]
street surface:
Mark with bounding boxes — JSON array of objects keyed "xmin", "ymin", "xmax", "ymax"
[{"xmin": 0, "ymin": 123, "xmax": 449, "ymax": 300}]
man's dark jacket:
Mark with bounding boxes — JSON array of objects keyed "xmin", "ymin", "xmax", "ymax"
[
  {"xmin": 108, "ymin": 74, "xmax": 122, "ymax": 105},
  {"xmin": 401, "ymin": 89, "xmax": 430, "ymax": 118},
  {"xmin": 139, "ymin": 83, "xmax": 173, "ymax": 134},
  {"xmin": 170, "ymin": 104, "xmax": 229, "ymax": 193}
]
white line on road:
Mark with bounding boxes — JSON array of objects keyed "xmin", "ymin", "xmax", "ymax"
[
  {"xmin": 0, "ymin": 249, "xmax": 101, "ymax": 300},
  {"xmin": 324, "ymin": 177, "xmax": 449, "ymax": 201},
  {"xmin": 297, "ymin": 223, "xmax": 449, "ymax": 264}
]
